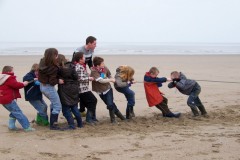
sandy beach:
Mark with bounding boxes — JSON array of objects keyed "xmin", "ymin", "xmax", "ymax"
[{"xmin": 0, "ymin": 55, "xmax": 240, "ymax": 160}]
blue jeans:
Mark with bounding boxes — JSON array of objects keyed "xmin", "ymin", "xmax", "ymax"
[
  {"xmin": 29, "ymin": 99, "xmax": 48, "ymax": 119},
  {"xmin": 115, "ymin": 86, "xmax": 135, "ymax": 107},
  {"xmin": 3, "ymin": 100, "xmax": 30, "ymax": 129},
  {"xmin": 99, "ymin": 88, "xmax": 119, "ymax": 112},
  {"xmin": 187, "ymin": 83, "xmax": 204, "ymax": 108},
  {"xmin": 40, "ymin": 83, "xmax": 61, "ymax": 114},
  {"xmin": 62, "ymin": 104, "xmax": 82, "ymax": 127}
]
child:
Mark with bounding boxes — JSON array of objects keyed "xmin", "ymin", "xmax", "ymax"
[
  {"xmin": 38, "ymin": 48, "xmax": 63, "ymax": 130},
  {"xmin": 144, "ymin": 67, "xmax": 181, "ymax": 118},
  {"xmin": 91, "ymin": 56, "xmax": 125, "ymax": 123},
  {"xmin": 0, "ymin": 66, "xmax": 35, "ymax": 131},
  {"xmin": 57, "ymin": 54, "xmax": 83, "ymax": 129},
  {"xmin": 23, "ymin": 63, "xmax": 49, "ymax": 126},
  {"xmin": 168, "ymin": 71, "xmax": 207, "ymax": 116},
  {"xmin": 72, "ymin": 52, "xmax": 98, "ymax": 125},
  {"xmin": 114, "ymin": 65, "xmax": 136, "ymax": 119}
]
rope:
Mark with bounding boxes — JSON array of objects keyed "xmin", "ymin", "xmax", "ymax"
[
  {"xmin": 195, "ymin": 80, "xmax": 240, "ymax": 84},
  {"xmin": 134, "ymin": 80, "xmax": 240, "ymax": 84}
]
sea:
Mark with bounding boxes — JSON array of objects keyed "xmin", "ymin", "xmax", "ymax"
[{"xmin": 0, "ymin": 42, "xmax": 240, "ymax": 55}]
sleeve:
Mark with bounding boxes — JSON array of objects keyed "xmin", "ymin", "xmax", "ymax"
[
  {"xmin": 23, "ymin": 72, "xmax": 34, "ymax": 82},
  {"xmin": 91, "ymin": 70, "xmax": 100, "ymax": 80},
  {"xmin": 175, "ymin": 79, "xmax": 186, "ymax": 89},
  {"xmin": 144, "ymin": 76, "xmax": 167, "ymax": 83},
  {"xmin": 6, "ymin": 77, "xmax": 24, "ymax": 89},
  {"xmin": 168, "ymin": 82, "xmax": 176, "ymax": 88},
  {"xmin": 115, "ymin": 75, "xmax": 128, "ymax": 88}
]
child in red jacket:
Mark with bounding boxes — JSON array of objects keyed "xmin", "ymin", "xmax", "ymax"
[
  {"xmin": 0, "ymin": 66, "xmax": 35, "ymax": 131},
  {"xmin": 144, "ymin": 67, "xmax": 181, "ymax": 118}
]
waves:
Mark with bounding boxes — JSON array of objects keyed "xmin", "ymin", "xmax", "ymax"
[{"xmin": 0, "ymin": 42, "xmax": 240, "ymax": 55}]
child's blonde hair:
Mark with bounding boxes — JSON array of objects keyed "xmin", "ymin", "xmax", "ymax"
[
  {"xmin": 149, "ymin": 67, "xmax": 159, "ymax": 75},
  {"xmin": 171, "ymin": 71, "xmax": 180, "ymax": 78},
  {"xmin": 119, "ymin": 65, "xmax": 135, "ymax": 81},
  {"xmin": 31, "ymin": 63, "xmax": 39, "ymax": 72}
]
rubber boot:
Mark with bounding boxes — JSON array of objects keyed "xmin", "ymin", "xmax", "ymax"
[
  {"xmin": 86, "ymin": 110, "xmax": 95, "ymax": 126},
  {"xmin": 165, "ymin": 112, "xmax": 181, "ymax": 118},
  {"xmin": 92, "ymin": 110, "xmax": 99, "ymax": 122},
  {"xmin": 191, "ymin": 107, "xmax": 200, "ymax": 116},
  {"xmin": 76, "ymin": 116, "xmax": 83, "ymax": 128},
  {"xmin": 115, "ymin": 110, "xmax": 126, "ymax": 120},
  {"xmin": 50, "ymin": 114, "xmax": 62, "ymax": 130},
  {"xmin": 41, "ymin": 116, "xmax": 49, "ymax": 126},
  {"xmin": 126, "ymin": 106, "xmax": 132, "ymax": 119},
  {"xmin": 64, "ymin": 114, "xmax": 76, "ymax": 130},
  {"xmin": 197, "ymin": 105, "xmax": 207, "ymax": 115},
  {"xmin": 109, "ymin": 110, "xmax": 116, "ymax": 123},
  {"xmin": 8, "ymin": 117, "xmax": 18, "ymax": 130},
  {"xmin": 36, "ymin": 113, "xmax": 42, "ymax": 125},
  {"xmin": 130, "ymin": 106, "xmax": 135, "ymax": 117}
]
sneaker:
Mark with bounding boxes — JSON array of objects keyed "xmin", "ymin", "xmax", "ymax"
[
  {"xmin": 80, "ymin": 111, "xmax": 86, "ymax": 117},
  {"xmin": 24, "ymin": 127, "xmax": 36, "ymax": 132}
]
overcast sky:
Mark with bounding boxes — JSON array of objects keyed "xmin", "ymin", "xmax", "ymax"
[{"xmin": 0, "ymin": 0, "xmax": 240, "ymax": 43}]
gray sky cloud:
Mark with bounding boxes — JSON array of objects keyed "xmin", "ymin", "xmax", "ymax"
[{"xmin": 0, "ymin": 0, "xmax": 240, "ymax": 43}]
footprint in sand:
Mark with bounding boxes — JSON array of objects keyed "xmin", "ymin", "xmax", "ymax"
[
  {"xmin": 0, "ymin": 148, "xmax": 11, "ymax": 154},
  {"xmin": 141, "ymin": 153, "xmax": 153, "ymax": 159},
  {"xmin": 38, "ymin": 152, "xmax": 59, "ymax": 158}
]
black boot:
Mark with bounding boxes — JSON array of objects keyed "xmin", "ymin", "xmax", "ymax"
[
  {"xmin": 75, "ymin": 116, "xmax": 83, "ymax": 128},
  {"xmin": 197, "ymin": 105, "xmax": 207, "ymax": 115},
  {"xmin": 109, "ymin": 110, "xmax": 116, "ymax": 123},
  {"xmin": 126, "ymin": 106, "xmax": 132, "ymax": 119},
  {"xmin": 92, "ymin": 110, "xmax": 99, "ymax": 122},
  {"xmin": 165, "ymin": 112, "xmax": 181, "ymax": 118},
  {"xmin": 63, "ymin": 114, "xmax": 76, "ymax": 130},
  {"xmin": 191, "ymin": 107, "xmax": 200, "ymax": 116},
  {"xmin": 86, "ymin": 110, "xmax": 95, "ymax": 126},
  {"xmin": 50, "ymin": 114, "xmax": 62, "ymax": 130},
  {"xmin": 130, "ymin": 106, "xmax": 135, "ymax": 117},
  {"xmin": 115, "ymin": 111, "xmax": 126, "ymax": 120}
]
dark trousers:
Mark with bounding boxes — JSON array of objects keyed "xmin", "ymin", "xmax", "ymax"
[
  {"xmin": 99, "ymin": 88, "xmax": 119, "ymax": 112},
  {"xmin": 155, "ymin": 96, "xmax": 171, "ymax": 115},
  {"xmin": 62, "ymin": 104, "xmax": 82, "ymax": 127},
  {"xmin": 115, "ymin": 86, "xmax": 135, "ymax": 106},
  {"xmin": 79, "ymin": 91, "xmax": 97, "ymax": 112},
  {"xmin": 187, "ymin": 83, "xmax": 204, "ymax": 109}
]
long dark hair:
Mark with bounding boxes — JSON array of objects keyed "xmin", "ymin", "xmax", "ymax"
[{"xmin": 44, "ymin": 48, "xmax": 58, "ymax": 66}]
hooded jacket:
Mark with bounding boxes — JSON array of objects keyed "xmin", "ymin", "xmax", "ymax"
[
  {"xmin": 168, "ymin": 72, "xmax": 196, "ymax": 95},
  {"xmin": 58, "ymin": 62, "xmax": 79, "ymax": 106},
  {"xmin": 0, "ymin": 72, "xmax": 24, "ymax": 104},
  {"xmin": 114, "ymin": 67, "xmax": 129, "ymax": 88},
  {"xmin": 23, "ymin": 70, "xmax": 43, "ymax": 101},
  {"xmin": 144, "ymin": 72, "xmax": 167, "ymax": 107}
]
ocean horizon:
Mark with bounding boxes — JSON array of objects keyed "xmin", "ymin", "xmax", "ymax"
[{"xmin": 0, "ymin": 42, "xmax": 240, "ymax": 56}]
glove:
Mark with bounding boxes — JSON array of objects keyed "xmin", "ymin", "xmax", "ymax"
[{"xmin": 34, "ymin": 80, "xmax": 40, "ymax": 86}]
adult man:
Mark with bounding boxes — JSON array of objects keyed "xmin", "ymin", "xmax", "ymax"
[{"xmin": 73, "ymin": 36, "xmax": 97, "ymax": 69}]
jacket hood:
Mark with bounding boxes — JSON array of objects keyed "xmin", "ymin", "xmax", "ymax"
[{"xmin": 0, "ymin": 74, "xmax": 11, "ymax": 85}]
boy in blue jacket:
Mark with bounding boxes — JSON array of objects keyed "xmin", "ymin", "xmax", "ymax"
[
  {"xmin": 23, "ymin": 63, "xmax": 49, "ymax": 126},
  {"xmin": 168, "ymin": 71, "xmax": 207, "ymax": 116}
]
